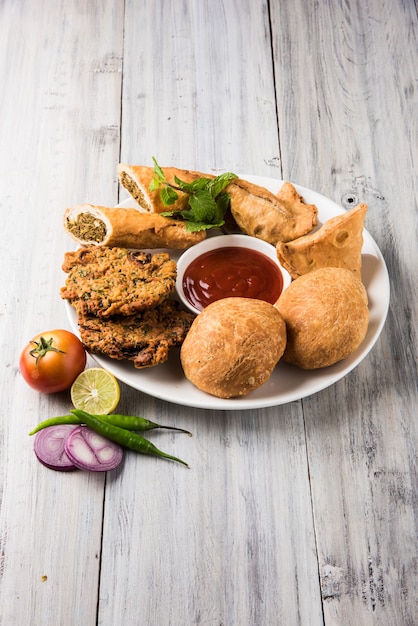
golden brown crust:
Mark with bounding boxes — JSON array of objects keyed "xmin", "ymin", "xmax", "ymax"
[
  {"xmin": 275, "ymin": 267, "xmax": 369, "ymax": 369},
  {"xmin": 64, "ymin": 204, "xmax": 206, "ymax": 249},
  {"xmin": 117, "ymin": 164, "xmax": 204, "ymax": 213},
  {"xmin": 180, "ymin": 297, "xmax": 287, "ymax": 398},
  {"xmin": 117, "ymin": 166, "xmax": 318, "ymax": 244},
  {"xmin": 228, "ymin": 180, "xmax": 318, "ymax": 244},
  {"xmin": 61, "ymin": 246, "xmax": 177, "ymax": 317},
  {"xmin": 76, "ymin": 300, "xmax": 195, "ymax": 369},
  {"xmin": 276, "ymin": 203, "xmax": 367, "ymax": 279}
]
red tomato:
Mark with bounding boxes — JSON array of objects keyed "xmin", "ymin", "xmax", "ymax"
[{"xmin": 20, "ymin": 330, "xmax": 86, "ymax": 393}]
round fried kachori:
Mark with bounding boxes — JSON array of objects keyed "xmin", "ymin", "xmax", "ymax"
[
  {"xmin": 180, "ymin": 297, "xmax": 287, "ymax": 398},
  {"xmin": 275, "ymin": 267, "xmax": 369, "ymax": 369}
]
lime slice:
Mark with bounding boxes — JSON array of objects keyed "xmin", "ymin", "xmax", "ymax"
[{"xmin": 71, "ymin": 368, "xmax": 120, "ymax": 414}]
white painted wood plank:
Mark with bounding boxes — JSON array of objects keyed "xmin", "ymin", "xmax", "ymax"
[
  {"xmin": 1, "ymin": 0, "xmax": 416, "ymax": 624},
  {"xmin": 118, "ymin": 0, "xmax": 282, "ymax": 177},
  {"xmin": 0, "ymin": 1, "xmax": 124, "ymax": 624},
  {"xmin": 98, "ymin": 400, "xmax": 322, "ymax": 626},
  {"xmin": 270, "ymin": 0, "xmax": 418, "ymax": 624},
  {"xmin": 98, "ymin": 1, "xmax": 323, "ymax": 625}
]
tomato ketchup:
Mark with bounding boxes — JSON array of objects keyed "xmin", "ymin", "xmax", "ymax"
[{"xmin": 182, "ymin": 246, "xmax": 284, "ymax": 311}]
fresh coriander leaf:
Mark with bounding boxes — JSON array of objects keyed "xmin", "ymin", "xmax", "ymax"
[{"xmin": 160, "ymin": 185, "xmax": 179, "ymax": 206}]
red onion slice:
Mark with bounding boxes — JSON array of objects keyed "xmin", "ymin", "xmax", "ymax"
[
  {"xmin": 64, "ymin": 426, "xmax": 124, "ymax": 472},
  {"xmin": 34, "ymin": 425, "xmax": 78, "ymax": 471}
]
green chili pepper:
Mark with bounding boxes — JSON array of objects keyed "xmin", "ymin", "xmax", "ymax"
[
  {"xmin": 29, "ymin": 415, "xmax": 79, "ymax": 435},
  {"xmin": 71, "ymin": 409, "xmax": 189, "ymax": 467},
  {"xmin": 29, "ymin": 413, "xmax": 192, "ymax": 436}
]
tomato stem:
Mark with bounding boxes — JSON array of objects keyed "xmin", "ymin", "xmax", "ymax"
[{"xmin": 29, "ymin": 336, "xmax": 66, "ymax": 367}]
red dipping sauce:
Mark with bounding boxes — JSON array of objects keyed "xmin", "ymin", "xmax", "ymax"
[{"xmin": 182, "ymin": 246, "xmax": 284, "ymax": 312}]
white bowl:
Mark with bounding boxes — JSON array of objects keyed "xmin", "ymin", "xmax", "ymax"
[{"xmin": 176, "ymin": 233, "xmax": 292, "ymax": 315}]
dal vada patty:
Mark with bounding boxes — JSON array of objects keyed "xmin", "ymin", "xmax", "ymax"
[
  {"xmin": 61, "ymin": 245, "xmax": 177, "ymax": 317},
  {"xmin": 76, "ymin": 299, "xmax": 195, "ymax": 368}
]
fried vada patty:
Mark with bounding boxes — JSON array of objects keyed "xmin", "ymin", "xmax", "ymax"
[
  {"xmin": 76, "ymin": 300, "xmax": 195, "ymax": 368},
  {"xmin": 61, "ymin": 246, "xmax": 177, "ymax": 317}
]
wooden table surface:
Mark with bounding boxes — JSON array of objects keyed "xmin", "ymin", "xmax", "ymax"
[{"xmin": 1, "ymin": 1, "xmax": 417, "ymax": 624}]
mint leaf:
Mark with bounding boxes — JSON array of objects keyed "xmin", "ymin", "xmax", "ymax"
[
  {"xmin": 185, "ymin": 220, "xmax": 224, "ymax": 233},
  {"xmin": 188, "ymin": 190, "xmax": 219, "ymax": 222},
  {"xmin": 151, "ymin": 156, "xmax": 166, "ymax": 182},
  {"xmin": 149, "ymin": 157, "xmax": 168, "ymax": 192},
  {"xmin": 207, "ymin": 172, "xmax": 237, "ymax": 198},
  {"xmin": 160, "ymin": 186, "xmax": 179, "ymax": 206},
  {"xmin": 149, "ymin": 176, "xmax": 162, "ymax": 192},
  {"xmin": 173, "ymin": 176, "xmax": 210, "ymax": 194},
  {"xmin": 150, "ymin": 157, "xmax": 237, "ymax": 231},
  {"xmin": 214, "ymin": 192, "xmax": 231, "ymax": 221}
]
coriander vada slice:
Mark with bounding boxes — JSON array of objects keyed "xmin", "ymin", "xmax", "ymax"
[
  {"xmin": 275, "ymin": 267, "xmax": 369, "ymax": 369},
  {"xmin": 180, "ymin": 298, "xmax": 287, "ymax": 398}
]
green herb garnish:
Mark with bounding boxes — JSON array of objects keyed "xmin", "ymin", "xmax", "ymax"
[{"xmin": 149, "ymin": 156, "xmax": 237, "ymax": 232}]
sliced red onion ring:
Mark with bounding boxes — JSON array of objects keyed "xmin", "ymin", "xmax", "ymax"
[
  {"xmin": 34, "ymin": 424, "xmax": 78, "ymax": 471},
  {"xmin": 64, "ymin": 426, "xmax": 124, "ymax": 472}
]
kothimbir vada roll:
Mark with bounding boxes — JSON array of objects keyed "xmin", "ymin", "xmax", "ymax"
[
  {"xmin": 118, "ymin": 163, "xmax": 204, "ymax": 214},
  {"xmin": 64, "ymin": 204, "xmax": 206, "ymax": 249},
  {"xmin": 118, "ymin": 163, "xmax": 318, "ymax": 243}
]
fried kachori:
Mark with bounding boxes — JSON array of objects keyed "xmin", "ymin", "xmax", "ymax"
[
  {"xmin": 275, "ymin": 267, "xmax": 369, "ymax": 369},
  {"xmin": 180, "ymin": 297, "xmax": 287, "ymax": 398}
]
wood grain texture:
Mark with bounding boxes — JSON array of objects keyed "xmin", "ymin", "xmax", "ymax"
[
  {"xmin": 0, "ymin": 1, "xmax": 124, "ymax": 624},
  {"xmin": 270, "ymin": 1, "xmax": 418, "ymax": 624},
  {"xmin": 0, "ymin": 0, "xmax": 417, "ymax": 625},
  {"xmin": 97, "ymin": 400, "xmax": 322, "ymax": 625},
  {"xmin": 118, "ymin": 0, "xmax": 281, "ymax": 176},
  {"xmin": 100, "ymin": 2, "xmax": 322, "ymax": 623}
]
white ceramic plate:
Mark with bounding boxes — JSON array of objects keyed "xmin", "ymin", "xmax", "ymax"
[{"xmin": 65, "ymin": 175, "xmax": 390, "ymax": 410}]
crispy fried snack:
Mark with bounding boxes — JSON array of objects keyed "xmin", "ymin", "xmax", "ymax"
[
  {"xmin": 61, "ymin": 246, "xmax": 177, "ymax": 317},
  {"xmin": 275, "ymin": 267, "xmax": 369, "ymax": 369},
  {"xmin": 228, "ymin": 180, "xmax": 318, "ymax": 244},
  {"xmin": 118, "ymin": 164, "xmax": 318, "ymax": 243},
  {"xmin": 76, "ymin": 300, "xmax": 195, "ymax": 368},
  {"xmin": 181, "ymin": 297, "xmax": 287, "ymax": 398},
  {"xmin": 276, "ymin": 203, "xmax": 367, "ymax": 279},
  {"xmin": 118, "ymin": 164, "xmax": 203, "ymax": 213},
  {"xmin": 64, "ymin": 204, "xmax": 206, "ymax": 249}
]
